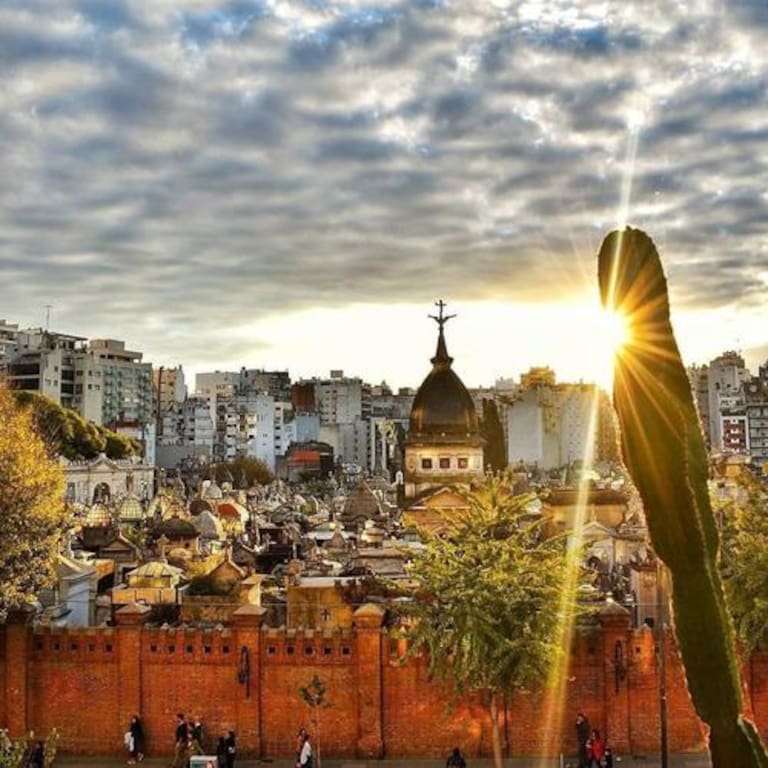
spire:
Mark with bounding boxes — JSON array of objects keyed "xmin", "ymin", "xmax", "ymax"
[{"xmin": 429, "ymin": 299, "xmax": 455, "ymax": 366}]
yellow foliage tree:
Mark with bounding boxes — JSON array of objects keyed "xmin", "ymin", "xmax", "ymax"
[{"xmin": 0, "ymin": 384, "xmax": 69, "ymax": 614}]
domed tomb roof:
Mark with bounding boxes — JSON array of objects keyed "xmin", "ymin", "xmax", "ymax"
[
  {"xmin": 189, "ymin": 498, "xmax": 214, "ymax": 517},
  {"xmin": 408, "ymin": 305, "xmax": 479, "ymax": 440},
  {"xmin": 117, "ymin": 495, "xmax": 144, "ymax": 523},
  {"xmin": 84, "ymin": 502, "xmax": 113, "ymax": 528},
  {"xmin": 203, "ymin": 480, "xmax": 223, "ymax": 500},
  {"xmin": 194, "ymin": 509, "xmax": 225, "ymax": 540}
]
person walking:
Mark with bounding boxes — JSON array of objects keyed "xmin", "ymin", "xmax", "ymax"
[
  {"xmin": 191, "ymin": 716, "xmax": 205, "ymax": 754},
  {"xmin": 224, "ymin": 730, "xmax": 236, "ymax": 768},
  {"xmin": 171, "ymin": 713, "xmax": 189, "ymax": 768},
  {"xmin": 295, "ymin": 728, "xmax": 307, "ymax": 768},
  {"xmin": 28, "ymin": 741, "xmax": 44, "ymax": 768},
  {"xmin": 127, "ymin": 714, "xmax": 145, "ymax": 764},
  {"xmin": 586, "ymin": 729, "xmax": 605, "ymax": 768},
  {"xmin": 216, "ymin": 735, "xmax": 228, "ymax": 768},
  {"xmin": 575, "ymin": 712, "xmax": 591, "ymax": 768},
  {"xmin": 446, "ymin": 747, "xmax": 466, "ymax": 768},
  {"xmin": 298, "ymin": 731, "xmax": 312, "ymax": 768}
]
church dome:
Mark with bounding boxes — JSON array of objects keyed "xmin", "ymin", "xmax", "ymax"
[{"xmin": 409, "ymin": 320, "xmax": 479, "ymax": 439}]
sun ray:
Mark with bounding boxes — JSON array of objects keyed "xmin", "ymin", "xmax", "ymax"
[{"xmin": 534, "ymin": 386, "xmax": 602, "ymax": 764}]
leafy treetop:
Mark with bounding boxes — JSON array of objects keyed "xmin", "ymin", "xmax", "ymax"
[
  {"xmin": 0, "ymin": 384, "xmax": 70, "ymax": 614},
  {"xmin": 398, "ymin": 475, "xmax": 578, "ymax": 696},
  {"xmin": 12, "ymin": 390, "xmax": 140, "ymax": 460},
  {"xmin": 717, "ymin": 466, "xmax": 768, "ymax": 655}
]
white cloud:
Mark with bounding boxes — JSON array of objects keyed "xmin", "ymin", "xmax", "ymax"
[{"xmin": 1, "ymin": 0, "xmax": 767, "ymax": 383}]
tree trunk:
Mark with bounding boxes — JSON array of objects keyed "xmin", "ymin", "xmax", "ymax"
[{"xmin": 489, "ymin": 694, "xmax": 504, "ymax": 768}]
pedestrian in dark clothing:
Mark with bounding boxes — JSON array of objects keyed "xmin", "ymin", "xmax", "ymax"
[
  {"xmin": 575, "ymin": 712, "xmax": 591, "ymax": 768},
  {"xmin": 128, "ymin": 714, "xmax": 145, "ymax": 763},
  {"xmin": 446, "ymin": 747, "xmax": 466, "ymax": 768},
  {"xmin": 224, "ymin": 730, "xmax": 236, "ymax": 768},
  {"xmin": 28, "ymin": 741, "xmax": 44, "ymax": 768},
  {"xmin": 191, "ymin": 717, "xmax": 205, "ymax": 753},
  {"xmin": 171, "ymin": 713, "xmax": 189, "ymax": 768},
  {"xmin": 216, "ymin": 736, "xmax": 228, "ymax": 768},
  {"xmin": 603, "ymin": 746, "xmax": 614, "ymax": 768}
]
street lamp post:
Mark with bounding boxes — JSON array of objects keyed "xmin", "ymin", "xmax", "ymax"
[{"xmin": 656, "ymin": 560, "xmax": 669, "ymax": 768}]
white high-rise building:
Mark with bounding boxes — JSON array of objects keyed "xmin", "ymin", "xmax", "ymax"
[
  {"xmin": 154, "ymin": 366, "xmax": 186, "ymax": 415},
  {"xmin": 87, "ymin": 339, "xmax": 153, "ymax": 428},
  {"xmin": 7, "ymin": 328, "xmax": 90, "ymax": 411},
  {"xmin": 506, "ymin": 382, "xmax": 606, "ymax": 470},
  {"xmin": 196, "ymin": 370, "xmax": 238, "ymax": 421},
  {"xmin": 707, "ymin": 352, "xmax": 750, "ymax": 452},
  {"xmin": 0, "ymin": 319, "xmax": 18, "ymax": 366},
  {"xmin": 215, "ymin": 392, "xmax": 289, "ymax": 470},
  {"xmin": 314, "ymin": 371, "xmax": 364, "ymax": 425}
]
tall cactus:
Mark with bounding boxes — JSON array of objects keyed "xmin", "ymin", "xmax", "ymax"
[{"xmin": 597, "ymin": 227, "xmax": 768, "ymax": 768}]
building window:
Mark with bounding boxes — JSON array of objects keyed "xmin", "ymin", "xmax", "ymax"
[
  {"xmin": 439, "ymin": 457, "xmax": 450, "ymax": 469},
  {"xmin": 421, "ymin": 458, "xmax": 433, "ymax": 470},
  {"xmin": 458, "ymin": 457, "xmax": 469, "ymax": 469}
]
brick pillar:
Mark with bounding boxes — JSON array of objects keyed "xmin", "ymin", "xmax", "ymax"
[
  {"xmin": 115, "ymin": 602, "xmax": 151, "ymax": 749},
  {"xmin": 4, "ymin": 607, "xmax": 35, "ymax": 738},
  {"xmin": 599, "ymin": 601, "xmax": 632, "ymax": 753},
  {"xmin": 353, "ymin": 603, "xmax": 385, "ymax": 758},
  {"xmin": 233, "ymin": 604, "xmax": 266, "ymax": 758}
]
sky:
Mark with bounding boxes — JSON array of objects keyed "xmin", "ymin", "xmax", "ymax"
[{"xmin": 3, "ymin": 0, "xmax": 768, "ymax": 391}]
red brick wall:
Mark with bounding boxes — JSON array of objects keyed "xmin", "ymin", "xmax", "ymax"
[
  {"xmin": 28, "ymin": 627, "xmax": 120, "ymax": 752},
  {"xmin": 7, "ymin": 610, "xmax": 768, "ymax": 758},
  {"xmin": 259, "ymin": 630, "xmax": 359, "ymax": 759},
  {"xmin": 138, "ymin": 626, "xmax": 241, "ymax": 755}
]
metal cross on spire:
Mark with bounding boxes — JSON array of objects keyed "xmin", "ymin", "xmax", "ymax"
[{"xmin": 428, "ymin": 299, "xmax": 456, "ymax": 331}]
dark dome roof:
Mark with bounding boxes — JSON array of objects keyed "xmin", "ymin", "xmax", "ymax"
[{"xmin": 409, "ymin": 328, "xmax": 479, "ymax": 439}]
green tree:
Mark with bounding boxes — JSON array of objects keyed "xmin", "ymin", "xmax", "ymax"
[
  {"xmin": 397, "ymin": 476, "xmax": 578, "ymax": 768},
  {"xmin": 218, "ymin": 455, "xmax": 273, "ymax": 487},
  {"xmin": 480, "ymin": 398, "xmax": 506, "ymax": 472},
  {"xmin": 12, "ymin": 390, "xmax": 140, "ymax": 460},
  {"xmin": 717, "ymin": 466, "xmax": 768, "ymax": 655},
  {"xmin": 103, "ymin": 431, "xmax": 140, "ymax": 459},
  {"xmin": 0, "ymin": 385, "xmax": 70, "ymax": 614}
]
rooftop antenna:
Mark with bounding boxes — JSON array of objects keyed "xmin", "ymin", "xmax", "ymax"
[{"xmin": 44, "ymin": 304, "xmax": 53, "ymax": 331}]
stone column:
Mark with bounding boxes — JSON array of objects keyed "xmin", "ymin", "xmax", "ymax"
[
  {"xmin": 599, "ymin": 601, "xmax": 632, "ymax": 753},
  {"xmin": 353, "ymin": 603, "xmax": 385, "ymax": 758},
  {"xmin": 115, "ymin": 602, "xmax": 151, "ymax": 748},
  {"xmin": 4, "ymin": 607, "xmax": 34, "ymax": 738},
  {"xmin": 233, "ymin": 604, "xmax": 266, "ymax": 757}
]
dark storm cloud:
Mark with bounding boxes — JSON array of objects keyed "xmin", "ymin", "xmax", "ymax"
[{"xmin": 2, "ymin": 0, "xmax": 768, "ymax": 366}]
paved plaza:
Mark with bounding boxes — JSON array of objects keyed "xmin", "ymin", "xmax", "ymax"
[{"xmin": 55, "ymin": 754, "xmax": 712, "ymax": 768}]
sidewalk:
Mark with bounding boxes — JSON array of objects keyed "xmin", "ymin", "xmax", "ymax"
[{"xmin": 55, "ymin": 755, "xmax": 712, "ymax": 768}]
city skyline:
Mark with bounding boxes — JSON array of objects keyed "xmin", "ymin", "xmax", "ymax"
[{"xmin": 3, "ymin": 2, "xmax": 768, "ymax": 389}]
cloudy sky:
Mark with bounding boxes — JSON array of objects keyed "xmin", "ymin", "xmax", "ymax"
[{"xmin": 3, "ymin": 0, "xmax": 768, "ymax": 390}]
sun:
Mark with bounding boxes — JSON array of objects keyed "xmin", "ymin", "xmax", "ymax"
[
  {"xmin": 602, "ymin": 308, "xmax": 631, "ymax": 356},
  {"xmin": 592, "ymin": 308, "xmax": 632, "ymax": 391}
]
